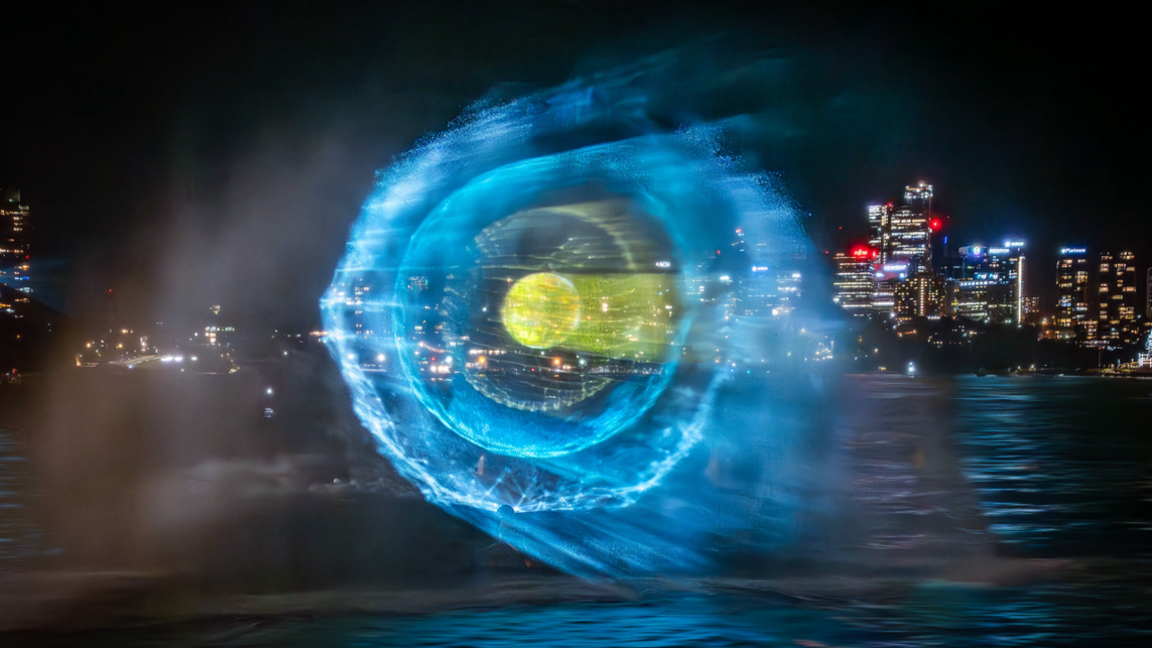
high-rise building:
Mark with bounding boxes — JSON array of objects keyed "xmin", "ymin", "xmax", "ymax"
[
  {"xmin": 887, "ymin": 205, "xmax": 933, "ymax": 274},
  {"xmin": 882, "ymin": 183, "xmax": 936, "ymax": 275},
  {"xmin": 1147, "ymin": 267, "xmax": 1152, "ymax": 320},
  {"xmin": 904, "ymin": 182, "xmax": 933, "ymax": 213},
  {"xmin": 859, "ymin": 182, "xmax": 947, "ymax": 320},
  {"xmin": 952, "ymin": 277, "xmax": 1011, "ymax": 322},
  {"xmin": 833, "ymin": 247, "xmax": 877, "ymax": 316},
  {"xmin": 0, "ymin": 188, "xmax": 32, "ymax": 294},
  {"xmin": 870, "ymin": 259, "xmax": 943, "ymax": 321},
  {"xmin": 867, "ymin": 182, "xmax": 939, "ymax": 272},
  {"xmin": 988, "ymin": 241, "xmax": 1026, "ymax": 325},
  {"xmin": 1097, "ymin": 251, "xmax": 1139, "ymax": 345},
  {"xmin": 867, "ymin": 203, "xmax": 892, "ymax": 262},
  {"xmin": 871, "ymin": 259, "xmax": 910, "ymax": 316},
  {"xmin": 893, "ymin": 274, "xmax": 948, "ymax": 320},
  {"xmin": 1055, "ymin": 247, "xmax": 1091, "ymax": 338},
  {"xmin": 949, "ymin": 241, "xmax": 1025, "ymax": 324}
]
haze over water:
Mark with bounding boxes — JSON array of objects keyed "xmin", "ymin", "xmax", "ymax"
[{"xmin": 3, "ymin": 375, "xmax": 1150, "ymax": 646}]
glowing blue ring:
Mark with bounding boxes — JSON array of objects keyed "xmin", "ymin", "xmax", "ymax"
[{"xmin": 392, "ymin": 141, "xmax": 708, "ymax": 459}]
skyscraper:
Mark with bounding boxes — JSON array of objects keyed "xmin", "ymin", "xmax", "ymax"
[
  {"xmin": 1097, "ymin": 251, "xmax": 1139, "ymax": 345},
  {"xmin": 901, "ymin": 182, "xmax": 937, "ymax": 274},
  {"xmin": 988, "ymin": 241, "xmax": 1026, "ymax": 325},
  {"xmin": 893, "ymin": 274, "xmax": 948, "ymax": 320},
  {"xmin": 1055, "ymin": 247, "xmax": 1090, "ymax": 338},
  {"xmin": 833, "ymin": 247, "xmax": 877, "ymax": 316},
  {"xmin": 952, "ymin": 277, "xmax": 1004, "ymax": 322},
  {"xmin": 0, "ymin": 188, "xmax": 32, "ymax": 294},
  {"xmin": 887, "ymin": 205, "xmax": 933, "ymax": 274},
  {"xmin": 866, "ymin": 182, "xmax": 938, "ymax": 278},
  {"xmin": 904, "ymin": 182, "xmax": 933, "ymax": 213},
  {"xmin": 867, "ymin": 203, "xmax": 892, "ymax": 262},
  {"xmin": 859, "ymin": 182, "xmax": 947, "ymax": 320},
  {"xmin": 1147, "ymin": 267, "xmax": 1152, "ymax": 320},
  {"xmin": 948, "ymin": 242, "xmax": 1024, "ymax": 324}
]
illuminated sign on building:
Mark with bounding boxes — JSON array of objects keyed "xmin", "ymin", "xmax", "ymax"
[
  {"xmin": 873, "ymin": 262, "xmax": 910, "ymax": 282},
  {"xmin": 1059, "ymin": 247, "xmax": 1087, "ymax": 255}
]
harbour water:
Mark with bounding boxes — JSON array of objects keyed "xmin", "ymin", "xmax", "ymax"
[
  {"xmin": 2, "ymin": 375, "xmax": 1150, "ymax": 646},
  {"xmin": 0, "ymin": 428, "xmax": 55, "ymax": 565}
]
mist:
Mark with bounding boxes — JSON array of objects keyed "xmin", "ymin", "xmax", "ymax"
[{"xmin": 2, "ymin": 4, "xmax": 1149, "ymax": 644}]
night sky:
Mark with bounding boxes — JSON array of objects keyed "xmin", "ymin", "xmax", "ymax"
[{"xmin": 2, "ymin": 2, "xmax": 1149, "ymax": 327}]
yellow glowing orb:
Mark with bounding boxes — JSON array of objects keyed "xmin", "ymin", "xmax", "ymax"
[{"xmin": 502, "ymin": 272, "xmax": 582, "ymax": 348}]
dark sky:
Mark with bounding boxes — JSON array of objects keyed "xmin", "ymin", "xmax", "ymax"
[{"xmin": 2, "ymin": 2, "xmax": 1150, "ymax": 327}]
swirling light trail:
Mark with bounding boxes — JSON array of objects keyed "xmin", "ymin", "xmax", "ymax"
[{"xmin": 322, "ymin": 61, "xmax": 813, "ymax": 575}]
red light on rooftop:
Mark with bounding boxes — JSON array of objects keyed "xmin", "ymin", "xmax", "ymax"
[{"xmin": 929, "ymin": 218, "xmax": 942, "ymax": 231}]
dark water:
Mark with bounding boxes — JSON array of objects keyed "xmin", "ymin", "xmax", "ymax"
[
  {"xmin": 0, "ymin": 429, "xmax": 55, "ymax": 563},
  {"xmin": 951, "ymin": 377, "xmax": 1152, "ymax": 558},
  {"xmin": 4, "ymin": 376, "xmax": 1152, "ymax": 646}
]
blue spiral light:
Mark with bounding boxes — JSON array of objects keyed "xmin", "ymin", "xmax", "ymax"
[{"xmin": 322, "ymin": 63, "xmax": 811, "ymax": 574}]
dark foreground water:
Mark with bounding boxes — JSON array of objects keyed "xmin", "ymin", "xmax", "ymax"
[{"xmin": 3, "ymin": 376, "xmax": 1152, "ymax": 646}]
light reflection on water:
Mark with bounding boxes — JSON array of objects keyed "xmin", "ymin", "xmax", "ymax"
[
  {"xmin": 23, "ymin": 573, "xmax": 1152, "ymax": 647},
  {"xmin": 4, "ymin": 377, "xmax": 1152, "ymax": 645},
  {"xmin": 951, "ymin": 377, "xmax": 1152, "ymax": 557}
]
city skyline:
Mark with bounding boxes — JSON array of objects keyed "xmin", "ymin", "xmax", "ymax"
[
  {"xmin": 3, "ymin": 4, "xmax": 1152, "ymax": 333},
  {"xmin": 833, "ymin": 179, "xmax": 1147, "ymax": 357},
  {"xmin": 837, "ymin": 182, "xmax": 1146, "ymax": 320}
]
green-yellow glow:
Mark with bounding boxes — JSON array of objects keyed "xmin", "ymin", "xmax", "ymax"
[
  {"xmin": 502, "ymin": 271, "xmax": 680, "ymax": 358},
  {"xmin": 502, "ymin": 272, "xmax": 582, "ymax": 349}
]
